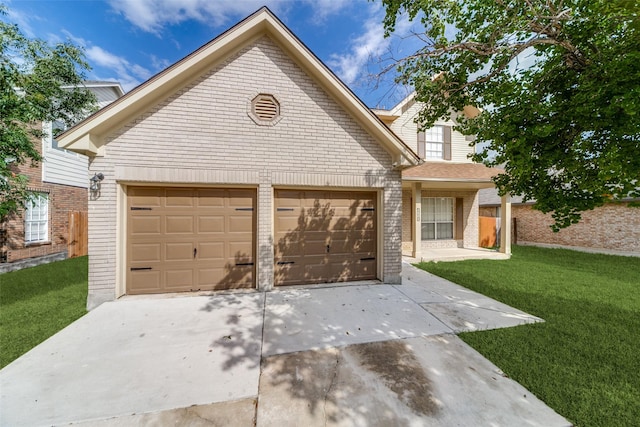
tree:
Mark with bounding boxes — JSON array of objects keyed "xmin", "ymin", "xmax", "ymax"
[
  {"xmin": 0, "ymin": 5, "xmax": 96, "ymax": 221},
  {"xmin": 379, "ymin": 0, "xmax": 640, "ymax": 229}
]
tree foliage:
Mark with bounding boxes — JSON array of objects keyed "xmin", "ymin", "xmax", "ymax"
[
  {"xmin": 0, "ymin": 5, "xmax": 96, "ymax": 221},
  {"xmin": 380, "ymin": 0, "xmax": 640, "ymax": 229}
]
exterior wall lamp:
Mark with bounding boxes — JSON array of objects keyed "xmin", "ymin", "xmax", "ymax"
[{"xmin": 89, "ymin": 173, "xmax": 104, "ymax": 192}]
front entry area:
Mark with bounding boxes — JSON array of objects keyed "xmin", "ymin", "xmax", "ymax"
[
  {"xmin": 126, "ymin": 187, "xmax": 255, "ymax": 294},
  {"xmin": 274, "ymin": 189, "xmax": 377, "ymax": 286}
]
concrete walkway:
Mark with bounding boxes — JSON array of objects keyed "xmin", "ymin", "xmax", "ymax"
[{"xmin": 0, "ymin": 263, "xmax": 571, "ymax": 426}]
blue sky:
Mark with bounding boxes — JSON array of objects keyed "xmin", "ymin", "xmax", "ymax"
[{"xmin": 5, "ymin": 0, "xmax": 424, "ymax": 109}]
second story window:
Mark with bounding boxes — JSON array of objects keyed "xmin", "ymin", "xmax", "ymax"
[
  {"xmin": 425, "ymin": 125, "xmax": 444, "ymax": 159},
  {"xmin": 418, "ymin": 125, "xmax": 452, "ymax": 160}
]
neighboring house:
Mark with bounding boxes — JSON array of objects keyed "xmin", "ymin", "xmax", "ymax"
[
  {"xmin": 373, "ymin": 95, "xmax": 509, "ymax": 258},
  {"xmin": 58, "ymin": 8, "xmax": 420, "ymax": 309},
  {"xmin": 479, "ymin": 188, "xmax": 640, "ymax": 253},
  {"xmin": 1, "ymin": 81, "xmax": 124, "ymax": 263}
]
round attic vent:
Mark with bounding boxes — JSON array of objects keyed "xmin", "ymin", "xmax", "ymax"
[{"xmin": 249, "ymin": 94, "xmax": 281, "ymax": 126}]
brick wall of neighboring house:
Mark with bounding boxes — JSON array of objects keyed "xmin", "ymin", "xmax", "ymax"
[
  {"xmin": 512, "ymin": 202, "xmax": 640, "ymax": 252},
  {"xmin": 2, "ymin": 132, "xmax": 88, "ymax": 262}
]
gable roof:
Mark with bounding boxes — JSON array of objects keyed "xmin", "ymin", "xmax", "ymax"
[{"xmin": 57, "ymin": 7, "xmax": 420, "ymax": 167}]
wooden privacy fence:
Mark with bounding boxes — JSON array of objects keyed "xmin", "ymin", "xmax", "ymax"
[
  {"xmin": 68, "ymin": 211, "xmax": 88, "ymax": 258},
  {"xmin": 479, "ymin": 216, "xmax": 498, "ymax": 248}
]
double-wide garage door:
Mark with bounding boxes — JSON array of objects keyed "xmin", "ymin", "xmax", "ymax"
[
  {"xmin": 127, "ymin": 187, "xmax": 255, "ymax": 294},
  {"xmin": 127, "ymin": 187, "xmax": 377, "ymax": 294},
  {"xmin": 274, "ymin": 190, "xmax": 377, "ymax": 286}
]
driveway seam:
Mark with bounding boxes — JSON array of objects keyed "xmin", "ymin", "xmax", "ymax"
[{"xmin": 255, "ymin": 292, "xmax": 268, "ymax": 426}]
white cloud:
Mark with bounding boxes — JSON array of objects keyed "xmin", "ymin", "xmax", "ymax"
[
  {"xmin": 107, "ymin": 0, "xmax": 272, "ymax": 34},
  {"xmin": 107, "ymin": 0, "xmax": 353, "ymax": 34},
  {"xmin": 85, "ymin": 45, "xmax": 151, "ymax": 91}
]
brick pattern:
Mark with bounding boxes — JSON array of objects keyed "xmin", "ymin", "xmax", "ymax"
[
  {"xmin": 3, "ymin": 129, "xmax": 88, "ymax": 262},
  {"xmin": 402, "ymin": 189, "xmax": 479, "ymax": 251},
  {"xmin": 86, "ymin": 36, "xmax": 402, "ymax": 306},
  {"xmin": 513, "ymin": 203, "xmax": 640, "ymax": 252}
]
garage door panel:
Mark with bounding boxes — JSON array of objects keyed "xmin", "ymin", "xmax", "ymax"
[
  {"xmin": 165, "ymin": 269, "xmax": 194, "ymax": 289},
  {"xmin": 127, "ymin": 187, "xmax": 255, "ymax": 295},
  {"xmin": 197, "ymin": 241, "xmax": 224, "ymax": 260},
  {"xmin": 198, "ymin": 264, "xmax": 253, "ymax": 288},
  {"xmin": 130, "ymin": 243, "xmax": 161, "ymax": 262},
  {"xmin": 165, "ymin": 216, "xmax": 194, "ymax": 234},
  {"xmin": 198, "ymin": 216, "xmax": 225, "ymax": 233},
  {"xmin": 228, "ymin": 241, "xmax": 253, "ymax": 259},
  {"xmin": 165, "ymin": 242, "xmax": 193, "ymax": 261},
  {"xmin": 128, "ymin": 188, "xmax": 163, "ymax": 207},
  {"xmin": 229, "ymin": 216, "xmax": 253, "ymax": 233},
  {"xmin": 129, "ymin": 270, "xmax": 162, "ymax": 292},
  {"xmin": 130, "ymin": 216, "xmax": 161, "ymax": 235},
  {"xmin": 276, "ymin": 215, "xmax": 300, "ymax": 232},
  {"xmin": 165, "ymin": 189, "xmax": 195, "ymax": 207},
  {"xmin": 197, "ymin": 189, "xmax": 226, "ymax": 206},
  {"xmin": 228, "ymin": 190, "xmax": 257, "ymax": 207}
]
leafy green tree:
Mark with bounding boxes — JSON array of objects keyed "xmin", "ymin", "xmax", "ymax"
[
  {"xmin": 379, "ymin": 0, "xmax": 640, "ymax": 229},
  {"xmin": 1, "ymin": 5, "xmax": 96, "ymax": 221}
]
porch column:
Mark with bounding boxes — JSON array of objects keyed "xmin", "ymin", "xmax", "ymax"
[
  {"xmin": 499, "ymin": 193, "xmax": 512, "ymax": 255},
  {"xmin": 412, "ymin": 182, "xmax": 422, "ymax": 259}
]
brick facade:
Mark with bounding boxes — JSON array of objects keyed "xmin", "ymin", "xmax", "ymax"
[
  {"xmin": 2, "ymin": 132, "xmax": 88, "ymax": 262},
  {"xmin": 83, "ymin": 35, "xmax": 405, "ymax": 308},
  {"xmin": 512, "ymin": 203, "xmax": 640, "ymax": 252}
]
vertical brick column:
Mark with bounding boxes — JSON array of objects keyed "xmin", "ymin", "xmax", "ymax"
[{"xmin": 257, "ymin": 176, "xmax": 274, "ymax": 291}]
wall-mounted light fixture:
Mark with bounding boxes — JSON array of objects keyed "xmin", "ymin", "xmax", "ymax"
[{"xmin": 89, "ymin": 173, "xmax": 104, "ymax": 192}]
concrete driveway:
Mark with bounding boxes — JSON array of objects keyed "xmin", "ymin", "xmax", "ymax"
[{"xmin": 0, "ymin": 263, "xmax": 571, "ymax": 426}]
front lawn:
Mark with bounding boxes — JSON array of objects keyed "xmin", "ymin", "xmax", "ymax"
[
  {"xmin": 0, "ymin": 257, "xmax": 87, "ymax": 368},
  {"xmin": 416, "ymin": 245, "xmax": 640, "ymax": 427}
]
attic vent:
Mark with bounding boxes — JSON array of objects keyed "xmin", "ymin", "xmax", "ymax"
[{"xmin": 248, "ymin": 94, "xmax": 282, "ymax": 126}]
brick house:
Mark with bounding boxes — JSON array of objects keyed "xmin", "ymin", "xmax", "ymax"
[
  {"xmin": 2, "ymin": 81, "xmax": 124, "ymax": 263},
  {"xmin": 479, "ymin": 189, "xmax": 640, "ymax": 254},
  {"xmin": 58, "ymin": 8, "xmax": 421, "ymax": 309}
]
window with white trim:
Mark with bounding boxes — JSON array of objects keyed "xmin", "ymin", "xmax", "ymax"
[
  {"xmin": 424, "ymin": 125, "xmax": 444, "ymax": 159},
  {"xmin": 421, "ymin": 197, "xmax": 453, "ymax": 240},
  {"xmin": 24, "ymin": 193, "xmax": 49, "ymax": 243}
]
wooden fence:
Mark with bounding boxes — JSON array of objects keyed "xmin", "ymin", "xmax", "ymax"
[{"xmin": 68, "ymin": 211, "xmax": 88, "ymax": 258}]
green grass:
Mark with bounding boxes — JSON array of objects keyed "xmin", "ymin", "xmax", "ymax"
[
  {"xmin": 416, "ymin": 246, "xmax": 640, "ymax": 427},
  {"xmin": 0, "ymin": 256, "xmax": 87, "ymax": 368}
]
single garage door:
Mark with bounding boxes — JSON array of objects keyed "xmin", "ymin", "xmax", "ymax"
[
  {"xmin": 274, "ymin": 189, "xmax": 377, "ymax": 286},
  {"xmin": 127, "ymin": 187, "xmax": 255, "ymax": 294}
]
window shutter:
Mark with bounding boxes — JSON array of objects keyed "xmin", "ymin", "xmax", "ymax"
[
  {"xmin": 443, "ymin": 126, "xmax": 452, "ymax": 160},
  {"xmin": 417, "ymin": 131, "xmax": 426, "ymax": 159},
  {"xmin": 455, "ymin": 197, "xmax": 464, "ymax": 239}
]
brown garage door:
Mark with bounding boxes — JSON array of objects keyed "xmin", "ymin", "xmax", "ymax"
[
  {"xmin": 274, "ymin": 190, "xmax": 377, "ymax": 286},
  {"xmin": 127, "ymin": 187, "xmax": 255, "ymax": 294}
]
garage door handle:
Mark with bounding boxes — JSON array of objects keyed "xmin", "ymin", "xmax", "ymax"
[
  {"xmin": 235, "ymin": 262, "xmax": 254, "ymax": 266},
  {"xmin": 130, "ymin": 267, "xmax": 152, "ymax": 271},
  {"xmin": 360, "ymin": 257, "xmax": 376, "ymax": 261},
  {"xmin": 193, "ymin": 248, "xmax": 197, "ymax": 258},
  {"xmin": 277, "ymin": 261, "xmax": 295, "ymax": 265},
  {"xmin": 327, "ymin": 245, "xmax": 330, "ymax": 253}
]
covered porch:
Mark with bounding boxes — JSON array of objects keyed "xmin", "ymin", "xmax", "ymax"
[{"xmin": 401, "ymin": 162, "xmax": 511, "ymax": 261}]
